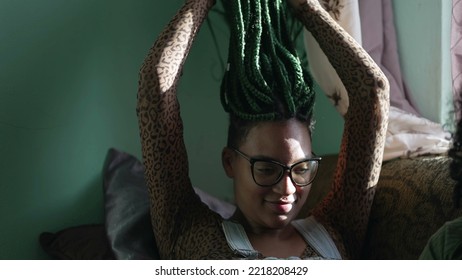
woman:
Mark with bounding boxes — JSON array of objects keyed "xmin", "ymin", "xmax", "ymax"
[
  {"xmin": 419, "ymin": 90, "xmax": 462, "ymax": 260},
  {"xmin": 136, "ymin": 0, "xmax": 389, "ymax": 259}
]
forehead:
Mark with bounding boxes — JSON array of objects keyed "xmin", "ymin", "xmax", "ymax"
[{"xmin": 239, "ymin": 119, "xmax": 312, "ymax": 161}]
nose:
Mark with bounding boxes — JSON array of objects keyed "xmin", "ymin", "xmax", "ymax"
[{"xmin": 272, "ymin": 171, "xmax": 296, "ymax": 196}]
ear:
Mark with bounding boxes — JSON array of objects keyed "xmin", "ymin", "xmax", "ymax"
[{"xmin": 222, "ymin": 147, "xmax": 235, "ymax": 178}]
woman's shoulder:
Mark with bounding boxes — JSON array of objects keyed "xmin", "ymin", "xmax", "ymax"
[{"xmin": 420, "ymin": 216, "xmax": 462, "ymax": 260}]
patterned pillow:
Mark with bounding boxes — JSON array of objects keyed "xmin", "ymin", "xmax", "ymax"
[
  {"xmin": 39, "ymin": 224, "xmax": 114, "ymax": 260},
  {"xmin": 103, "ymin": 148, "xmax": 235, "ymax": 259}
]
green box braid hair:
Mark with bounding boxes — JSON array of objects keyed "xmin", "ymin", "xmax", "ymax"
[{"xmin": 220, "ymin": 0, "xmax": 315, "ymax": 122}]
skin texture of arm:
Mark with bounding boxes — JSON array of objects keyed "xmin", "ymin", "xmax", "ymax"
[
  {"xmin": 136, "ymin": 0, "xmax": 234, "ymax": 259},
  {"xmin": 290, "ymin": 0, "xmax": 390, "ymax": 259}
]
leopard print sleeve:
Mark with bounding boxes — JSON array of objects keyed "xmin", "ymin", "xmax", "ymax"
[
  {"xmin": 136, "ymin": 0, "xmax": 234, "ymax": 259},
  {"xmin": 291, "ymin": 0, "xmax": 390, "ymax": 259}
]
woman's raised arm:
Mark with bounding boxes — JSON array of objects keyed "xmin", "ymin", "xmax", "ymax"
[
  {"xmin": 289, "ymin": 0, "xmax": 390, "ymax": 259},
  {"xmin": 136, "ymin": 0, "xmax": 216, "ymax": 258}
]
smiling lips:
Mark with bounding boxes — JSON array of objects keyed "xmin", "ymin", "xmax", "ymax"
[{"xmin": 266, "ymin": 199, "xmax": 296, "ymax": 214}]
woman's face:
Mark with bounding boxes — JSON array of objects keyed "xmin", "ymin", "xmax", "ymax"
[{"xmin": 222, "ymin": 118, "xmax": 313, "ymax": 232}]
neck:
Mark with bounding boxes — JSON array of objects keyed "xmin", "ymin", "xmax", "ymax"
[
  {"xmin": 231, "ymin": 209, "xmax": 294, "ymax": 238},
  {"xmin": 230, "ymin": 209, "xmax": 306, "ymax": 258}
]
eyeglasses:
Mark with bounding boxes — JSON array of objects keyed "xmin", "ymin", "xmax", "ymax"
[{"xmin": 232, "ymin": 148, "xmax": 321, "ymax": 187}]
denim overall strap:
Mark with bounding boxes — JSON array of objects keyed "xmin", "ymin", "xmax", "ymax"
[{"xmin": 221, "ymin": 220, "xmax": 259, "ymax": 259}]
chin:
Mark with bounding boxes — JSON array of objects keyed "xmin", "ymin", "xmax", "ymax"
[
  {"xmin": 274, "ymin": 207, "xmax": 301, "ymax": 222},
  {"xmin": 268, "ymin": 214, "xmax": 295, "ymax": 228}
]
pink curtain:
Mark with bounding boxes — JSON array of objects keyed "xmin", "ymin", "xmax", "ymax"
[
  {"xmin": 452, "ymin": 0, "xmax": 462, "ymax": 106},
  {"xmin": 358, "ymin": 0, "xmax": 420, "ymax": 116}
]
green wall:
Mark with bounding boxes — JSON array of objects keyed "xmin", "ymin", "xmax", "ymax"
[
  {"xmin": 1, "ymin": 0, "xmax": 160, "ymax": 259},
  {"xmin": 0, "ymin": 0, "xmax": 342, "ymax": 259}
]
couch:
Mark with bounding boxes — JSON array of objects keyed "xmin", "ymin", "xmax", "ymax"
[{"xmin": 308, "ymin": 154, "xmax": 462, "ymax": 259}]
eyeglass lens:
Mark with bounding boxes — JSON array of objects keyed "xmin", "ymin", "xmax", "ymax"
[{"xmin": 252, "ymin": 160, "xmax": 317, "ymax": 186}]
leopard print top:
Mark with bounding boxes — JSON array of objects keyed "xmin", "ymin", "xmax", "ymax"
[{"xmin": 136, "ymin": 0, "xmax": 389, "ymax": 260}]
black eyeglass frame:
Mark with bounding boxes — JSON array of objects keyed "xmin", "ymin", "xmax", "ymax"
[{"xmin": 231, "ymin": 148, "xmax": 322, "ymax": 187}]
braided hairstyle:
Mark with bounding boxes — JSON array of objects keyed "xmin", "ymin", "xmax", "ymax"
[
  {"xmin": 449, "ymin": 90, "xmax": 462, "ymax": 208},
  {"xmin": 220, "ymin": 0, "xmax": 315, "ymax": 148}
]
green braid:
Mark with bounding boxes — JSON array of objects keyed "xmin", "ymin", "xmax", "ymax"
[{"xmin": 220, "ymin": 0, "xmax": 315, "ymax": 122}]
